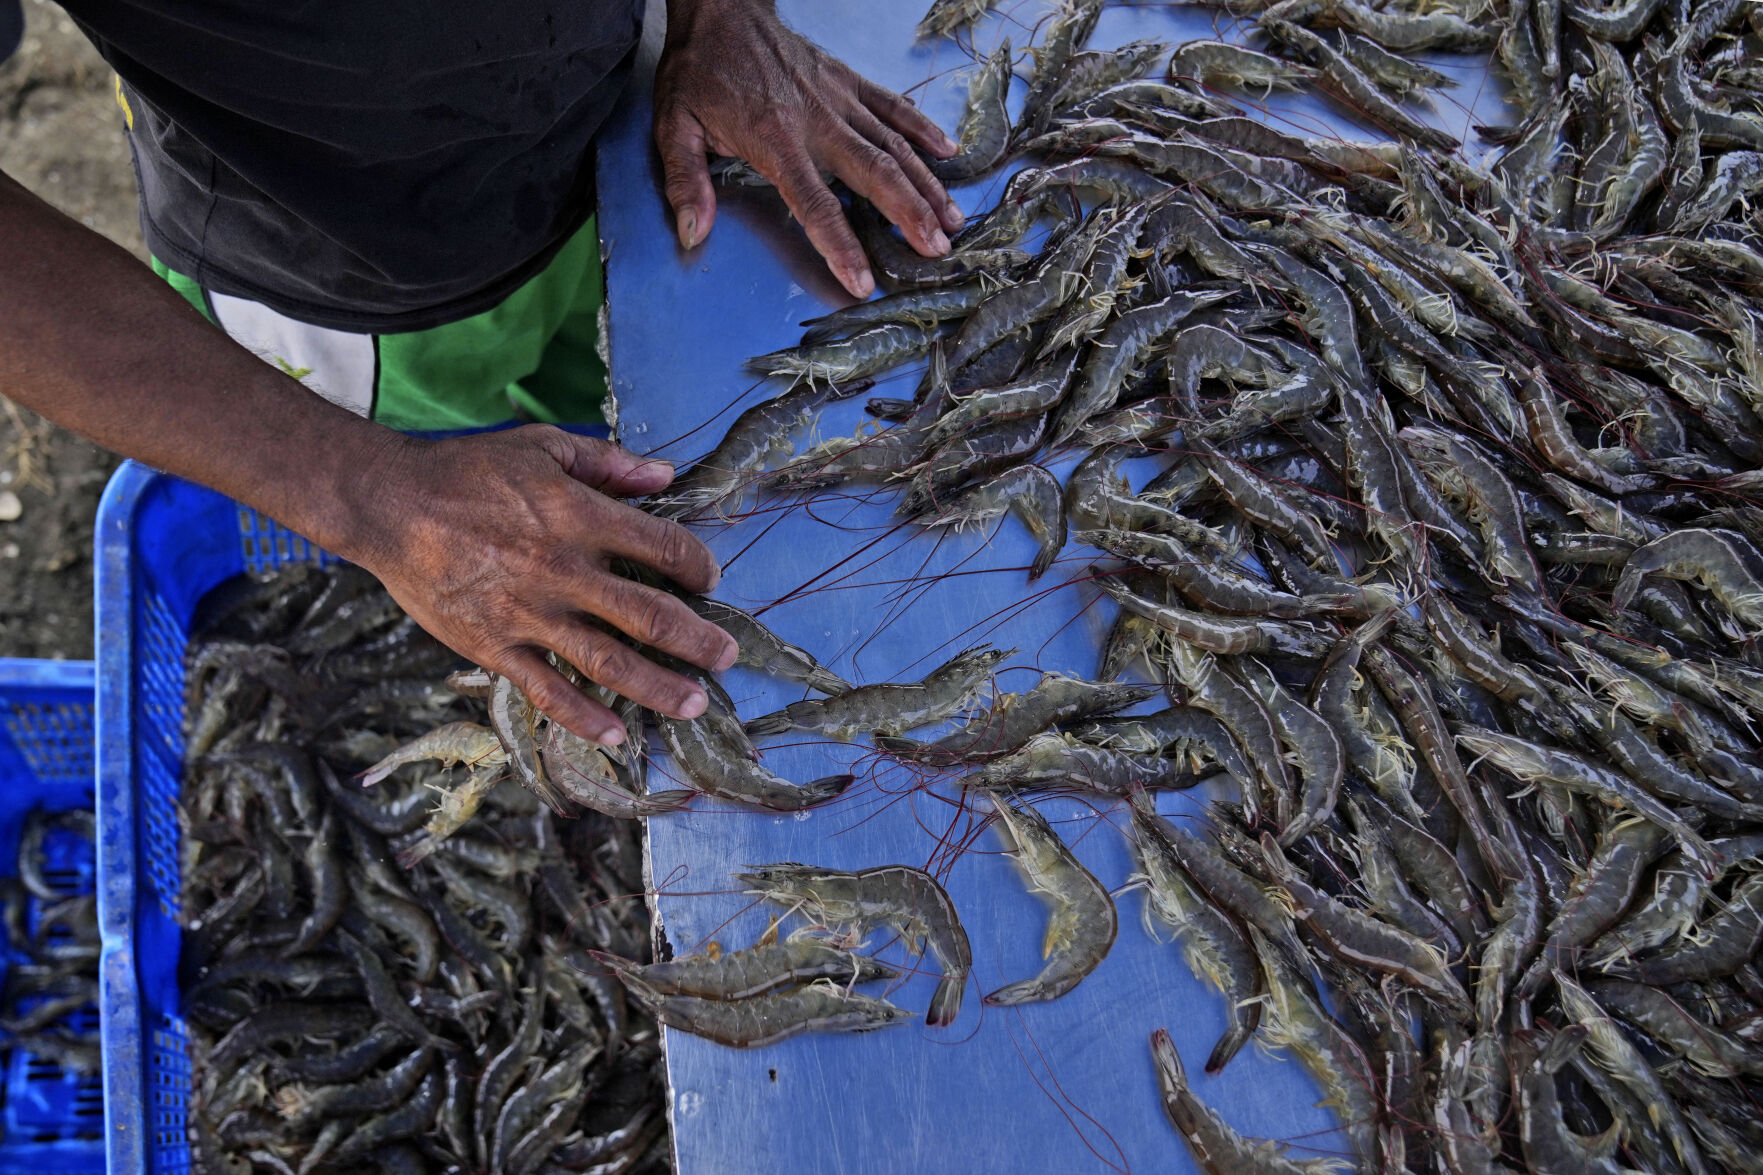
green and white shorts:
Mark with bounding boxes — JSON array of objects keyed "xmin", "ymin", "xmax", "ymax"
[{"xmin": 153, "ymin": 218, "xmax": 609, "ymax": 432}]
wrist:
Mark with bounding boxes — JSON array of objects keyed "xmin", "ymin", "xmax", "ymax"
[
  {"xmin": 221, "ymin": 359, "xmax": 423, "ymax": 569},
  {"xmin": 664, "ymin": 0, "xmax": 773, "ymax": 44},
  {"xmin": 305, "ymin": 424, "xmax": 426, "ymax": 570}
]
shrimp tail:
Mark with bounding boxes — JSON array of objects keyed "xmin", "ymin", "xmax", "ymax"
[
  {"xmin": 802, "ymin": 775, "xmax": 858, "ymax": 804},
  {"xmin": 743, "ymin": 712, "xmax": 795, "ymax": 738},
  {"xmin": 927, "ymin": 975, "xmax": 965, "ymax": 1026},
  {"xmin": 1205, "ymin": 1021, "xmax": 1254, "ymax": 1075},
  {"xmin": 804, "ymin": 667, "xmax": 854, "ymax": 695}
]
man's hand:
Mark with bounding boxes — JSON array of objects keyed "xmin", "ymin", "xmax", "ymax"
[
  {"xmin": 654, "ymin": 0, "xmax": 965, "ymax": 297},
  {"xmin": 338, "ymin": 426, "xmax": 739, "ymax": 746}
]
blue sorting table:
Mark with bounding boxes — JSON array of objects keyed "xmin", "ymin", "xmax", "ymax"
[{"xmin": 595, "ymin": 4, "xmax": 1505, "ymax": 1174}]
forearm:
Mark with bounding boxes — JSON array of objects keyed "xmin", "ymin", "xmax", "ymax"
[{"xmin": 0, "ymin": 169, "xmax": 399, "ymax": 557}]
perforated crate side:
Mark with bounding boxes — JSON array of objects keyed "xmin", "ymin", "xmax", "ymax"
[
  {"xmin": 149, "ymin": 1017, "xmax": 191, "ymax": 1175},
  {"xmin": 237, "ymin": 504, "xmax": 336, "ymax": 575},
  {"xmin": 0, "ymin": 660, "xmax": 106, "ymax": 1175},
  {"xmin": 1, "ymin": 703, "xmax": 94, "ymax": 790}
]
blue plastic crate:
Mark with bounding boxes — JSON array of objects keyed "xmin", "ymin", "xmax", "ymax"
[
  {"xmin": 96, "ymin": 467, "xmax": 276, "ymax": 1175},
  {"xmin": 94, "ymin": 431, "xmax": 606, "ymax": 1175},
  {"xmin": 0, "ymin": 657, "xmax": 104, "ymax": 1175}
]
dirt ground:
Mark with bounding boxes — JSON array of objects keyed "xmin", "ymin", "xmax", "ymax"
[{"xmin": 0, "ymin": 0, "xmax": 140, "ymax": 660}]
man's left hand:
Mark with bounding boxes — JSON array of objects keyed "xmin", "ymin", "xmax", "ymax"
[{"xmin": 653, "ymin": 0, "xmax": 966, "ymax": 298}]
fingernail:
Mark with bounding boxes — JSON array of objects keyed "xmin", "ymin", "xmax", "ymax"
[
  {"xmin": 715, "ymin": 642, "xmax": 739, "ymax": 673},
  {"xmin": 705, "ymin": 563, "xmax": 721, "ymax": 592},
  {"xmin": 679, "ymin": 691, "xmax": 708, "ymax": 720},
  {"xmin": 595, "ymin": 724, "xmax": 626, "ymax": 747},
  {"xmin": 937, "ymin": 131, "xmax": 958, "ymax": 156},
  {"xmin": 929, "ymin": 228, "xmax": 950, "ymax": 254},
  {"xmin": 636, "ymin": 458, "xmax": 675, "ymax": 485},
  {"xmin": 847, "ymin": 267, "xmax": 875, "ymax": 298},
  {"xmin": 944, "ymin": 200, "xmax": 965, "ymax": 229},
  {"xmin": 678, "ymin": 209, "xmax": 698, "ymax": 249}
]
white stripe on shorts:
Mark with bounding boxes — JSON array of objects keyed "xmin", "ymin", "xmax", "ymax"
[{"xmin": 209, "ymin": 292, "xmax": 377, "ymax": 418}]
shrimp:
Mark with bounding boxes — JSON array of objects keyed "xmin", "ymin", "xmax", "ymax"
[
  {"xmin": 1099, "ymin": 603, "xmax": 1159, "ymax": 682},
  {"xmin": 1018, "ymin": 0, "xmax": 1103, "ymax": 136},
  {"xmin": 743, "ymin": 646, "xmax": 1009, "ymax": 740},
  {"xmin": 1082, "ymin": 528, "xmax": 1352, "ymax": 619},
  {"xmin": 1453, "ymin": 725, "xmax": 1711, "ymax": 863},
  {"xmin": 1311, "ymin": 0, "xmax": 1497, "ymax": 50},
  {"xmin": 1245, "ymin": 923, "xmax": 1382, "ymax": 1164},
  {"xmin": 922, "ymin": 353, "xmax": 1076, "ymax": 451},
  {"xmin": 1160, "ymin": 640, "xmax": 1292, "ymax": 827},
  {"xmin": 850, "ymin": 199, "xmax": 1033, "ymax": 291},
  {"xmin": 1128, "ymin": 789, "xmax": 1308, "ymax": 966},
  {"xmin": 360, "ymin": 722, "xmax": 505, "ymax": 787},
  {"xmin": 1072, "ymin": 706, "xmax": 1255, "ymax": 784},
  {"xmin": 654, "ymin": 666, "xmax": 851, "ymax": 811},
  {"xmin": 1340, "ymin": 800, "xmax": 1460, "ymax": 956},
  {"xmin": 1363, "ymin": 646, "xmax": 1513, "ymax": 877},
  {"xmin": 879, "ymin": 674, "xmax": 1157, "ymax": 763},
  {"xmin": 1512, "ymin": 817, "xmax": 1669, "ymax": 999},
  {"xmin": 958, "ymin": 731, "xmax": 1196, "ymax": 796},
  {"xmin": 1613, "ymin": 529, "xmax": 1763, "ymax": 634},
  {"xmin": 915, "ymin": 0, "xmax": 996, "ymax": 39},
  {"xmin": 1336, "ymin": 31, "xmax": 1454, "ymax": 97},
  {"xmin": 1545, "ymin": 680, "xmax": 1763, "ymax": 822},
  {"xmin": 1198, "ymin": 449, "xmax": 1338, "ymax": 572},
  {"xmin": 1400, "ymin": 425, "xmax": 1540, "ymax": 593},
  {"xmin": 1019, "ymin": 156, "xmax": 1175, "ymax": 208},
  {"xmin": 685, "ymin": 597, "xmax": 850, "ymax": 695},
  {"xmin": 1236, "ymin": 661, "xmax": 1343, "ymax": 847},
  {"xmin": 1513, "ymin": 1028, "xmax": 1626, "ymax": 1175},
  {"xmin": 1149, "ymin": 1029, "xmax": 1340, "ymax": 1175},
  {"xmin": 738, "ymin": 863, "xmax": 972, "ymax": 1026},
  {"xmin": 1036, "ymin": 201, "xmax": 1154, "ymax": 355},
  {"xmin": 924, "ymin": 463, "xmax": 1067, "ymax": 581},
  {"xmin": 1509, "ymin": 370, "xmax": 1643, "ymax": 493},
  {"xmin": 1582, "ymin": 979, "xmax": 1763, "ymax": 1078},
  {"xmin": 1093, "ymin": 137, "xmax": 1300, "ymax": 210},
  {"xmin": 394, "ymin": 763, "xmax": 506, "ymax": 868},
  {"xmin": 1421, "ymin": 594, "xmax": 1552, "ymax": 711},
  {"xmin": 1261, "ymin": 18, "xmax": 1459, "ymax": 152},
  {"xmin": 1093, "ymin": 571, "xmax": 1334, "ymax": 658},
  {"xmin": 587, "ymin": 938, "xmax": 895, "ymax": 1001},
  {"xmin": 1046, "ymin": 290, "xmax": 1234, "ymax": 449},
  {"xmin": 621, "ymin": 976, "xmax": 913, "ymax": 1049},
  {"xmin": 1258, "ymin": 833, "xmax": 1470, "ymax": 1015},
  {"xmin": 1167, "ymin": 41, "xmax": 1313, "ymax": 92},
  {"xmin": 1612, "ymin": 870, "xmax": 1763, "ymax": 985},
  {"xmin": 538, "ymin": 721, "xmax": 696, "ymax": 820},
  {"xmin": 797, "ymin": 279, "xmax": 991, "ymax": 346},
  {"xmin": 650, "ymin": 378, "xmax": 868, "ymax": 518},
  {"xmin": 930, "ymin": 39, "xmax": 1013, "ymax": 180},
  {"xmin": 939, "ymin": 209, "xmax": 1107, "ymax": 372},
  {"xmin": 1555, "ymin": 973, "xmax": 1711, "ymax": 1175},
  {"xmin": 1431, "ymin": 1033, "xmax": 1507, "ymax": 1175},
  {"xmin": 486, "ymin": 675, "xmax": 572, "ymax": 816},
  {"xmin": 1025, "ymin": 38, "xmax": 1168, "ymax": 140},
  {"xmin": 1067, "ymin": 446, "xmax": 1235, "ymax": 556},
  {"xmin": 982, "ymin": 794, "xmax": 1117, "ymax": 1005},
  {"xmin": 746, "ymin": 322, "xmax": 939, "ymax": 385},
  {"xmin": 1130, "ymin": 801, "xmax": 1262, "ymax": 1073}
]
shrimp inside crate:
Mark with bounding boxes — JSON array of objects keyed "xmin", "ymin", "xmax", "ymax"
[
  {"xmin": 95, "ymin": 467, "xmax": 334, "ymax": 1175},
  {"xmin": 0, "ymin": 658, "xmax": 104, "ymax": 1175}
]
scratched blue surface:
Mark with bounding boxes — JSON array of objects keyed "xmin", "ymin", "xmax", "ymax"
[{"xmin": 596, "ymin": 4, "xmax": 1503, "ymax": 1172}]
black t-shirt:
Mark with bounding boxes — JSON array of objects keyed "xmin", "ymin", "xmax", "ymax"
[{"xmin": 7, "ymin": 0, "xmax": 643, "ymax": 331}]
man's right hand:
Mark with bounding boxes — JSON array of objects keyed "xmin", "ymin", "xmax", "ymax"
[
  {"xmin": 338, "ymin": 426, "xmax": 740, "ymax": 746},
  {"xmin": 0, "ymin": 171, "xmax": 736, "ymax": 748}
]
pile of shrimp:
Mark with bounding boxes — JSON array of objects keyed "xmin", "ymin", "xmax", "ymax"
[{"xmin": 353, "ymin": 0, "xmax": 1763, "ymax": 1169}]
